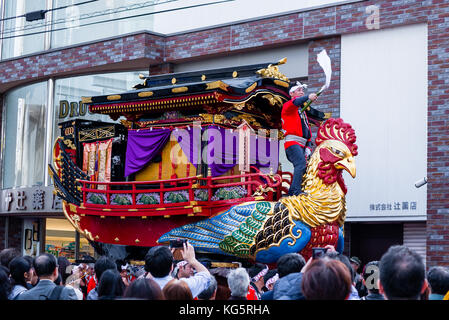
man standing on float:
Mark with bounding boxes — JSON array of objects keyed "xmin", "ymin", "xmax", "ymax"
[{"xmin": 282, "ymin": 81, "xmax": 318, "ymax": 196}]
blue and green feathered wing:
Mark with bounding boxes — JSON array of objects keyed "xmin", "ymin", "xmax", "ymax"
[{"xmin": 158, "ymin": 201, "xmax": 318, "ymax": 264}]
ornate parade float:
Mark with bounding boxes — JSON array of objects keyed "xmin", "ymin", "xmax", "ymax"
[{"xmin": 50, "ymin": 55, "xmax": 358, "ymax": 263}]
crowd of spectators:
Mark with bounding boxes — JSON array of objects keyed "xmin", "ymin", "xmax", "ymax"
[{"xmin": 1, "ymin": 242, "xmax": 448, "ymax": 301}]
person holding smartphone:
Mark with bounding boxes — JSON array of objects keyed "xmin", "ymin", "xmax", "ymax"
[{"xmin": 143, "ymin": 241, "xmax": 211, "ymax": 299}]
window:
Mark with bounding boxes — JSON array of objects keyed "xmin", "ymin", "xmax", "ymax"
[
  {"xmin": 45, "ymin": 218, "xmax": 95, "ymax": 261},
  {"xmin": 2, "ymin": 0, "xmax": 47, "ymax": 59},
  {"xmin": 51, "ymin": 0, "xmax": 154, "ymax": 49},
  {"xmin": 52, "ymin": 70, "xmax": 145, "ymax": 142},
  {"xmin": 2, "ymin": 82, "xmax": 47, "ymax": 188}
]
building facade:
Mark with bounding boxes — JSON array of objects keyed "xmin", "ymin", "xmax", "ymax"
[{"xmin": 0, "ymin": 0, "xmax": 447, "ymax": 268}]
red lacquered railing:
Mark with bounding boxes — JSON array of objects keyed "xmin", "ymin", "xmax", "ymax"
[{"xmin": 78, "ymin": 169, "xmax": 283, "ymax": 209}]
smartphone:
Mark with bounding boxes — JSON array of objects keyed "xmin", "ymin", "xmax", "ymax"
[
  {"xmin": 169, "ymin": 238, "xmax": 187, "ymax": 249},
  {"xmin": 312, "ymin": 247, "xmax": 328, "ymax": 259}
]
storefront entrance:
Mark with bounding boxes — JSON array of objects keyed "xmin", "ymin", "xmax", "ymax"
[
  {"xmin": 349, "ymin": 223, "xmax": 403, "ymax": 267},
  {"xmin": 45, "ymin": 218, "xmax": 95, "ymax": 262}
]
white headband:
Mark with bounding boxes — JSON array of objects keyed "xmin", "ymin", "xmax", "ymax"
[
  {"xmin": 265, "ymin": 273, "xmax": 279, "ymax": 287},
  {"xmin": 289, "ymin": 81, "xmax": 307, "ymax": 95},
  {"xmin": 121, "ymin": 263, "xmax": 129, "ymax": 271},
  {"xmin": 252, "ymin": 266, "xmax": 269, "ymax": 282}
]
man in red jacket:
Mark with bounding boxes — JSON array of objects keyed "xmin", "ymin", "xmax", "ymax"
[{"xmin": 282, "ymin": 82, "xmax": 318, "ymax": 196}]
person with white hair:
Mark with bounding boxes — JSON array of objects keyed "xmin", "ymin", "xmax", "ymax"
[
  {"xmin": 227, "ymin": 267, "xmax": 250, "ymax": 300},
  {"xmin": 281, "ymin": 81, "xmax": 318, "ymax": 196}
]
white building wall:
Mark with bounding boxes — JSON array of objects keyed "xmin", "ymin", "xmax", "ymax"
[
  {"xmin": 153, "ymin": 0, "xmax": 361, "ymax": 34},
  {"xmin": 173, "ymin": 44, "xmax": 308, "ymax": 79},
  {"xmin": 340, "ymin": 24, "xmax": 428, "ymax": 222}
]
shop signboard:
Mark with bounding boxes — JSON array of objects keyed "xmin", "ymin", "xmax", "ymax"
[{"xmin": 0, "ymin": 186, "xmax": 62, "ymax": 214}]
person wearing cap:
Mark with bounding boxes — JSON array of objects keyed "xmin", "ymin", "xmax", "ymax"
[
  {"xmin": 281, "ymin": 82, "xmax": 318, "ymax": 196},
  {"xmin": 350, "ymin": 256, "xmax": 366, "ymax": 297}
]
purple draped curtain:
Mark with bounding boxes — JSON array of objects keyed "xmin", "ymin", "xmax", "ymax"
[
  {"xmin": 205, "ymin": 126, "xmax": 279, "ymax": 177},
  {"xmin": 250, "ymin": 134, "xmax": 279, "ymax": 174},
  {"xmin": 206, "ymin": 126, "xmax": 238, "ymax": 177},
  {"xmin": 172, "ymin": 126, "xmax": 203, "ymax": 167},
  {"xmin": 124, "ymin": 125, "xmax": 279, "ymax": 178},
  {"xmin": 125, "ymin": 128, "xmax": 172, "ymax": 177}
]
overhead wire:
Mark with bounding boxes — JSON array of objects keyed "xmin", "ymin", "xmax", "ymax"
[
  {"xmin": 0, "ymin": 0, "xmax": 235, "ymax": 40},
  {"xmin": 1, "ymin": 0, "xmax": 182, "ymax": 35},
  {"xmin": 0, "ymin": 0, "xmax": 99, "ymax": 22}
]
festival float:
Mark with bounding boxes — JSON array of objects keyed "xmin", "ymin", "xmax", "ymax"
[{"xmin": 49, "ymin": 53, "xmax": 358, "ymax": 263}]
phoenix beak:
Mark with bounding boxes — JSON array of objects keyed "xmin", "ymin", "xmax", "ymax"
[{"xmin": 335, "ymin": 156, "xmax": 356, "ymax": 178}]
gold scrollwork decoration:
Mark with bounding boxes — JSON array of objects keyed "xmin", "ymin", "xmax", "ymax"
[
  {"xmin": 84, "ymin": 229, "xmax": 94, "ymax": 241},
  {"xmin": 256, "ymin": 61, "xmax": 289, "ymax": 82},
  {"xmin": 252, "ymin": 185, "xmax": 275, "ymax": 197},
  {"xmin": 206, "ymin": 80, "xmax": 229, "ymax": 91},
  {"xmin": 63, "ymin": 139, "xmax": 76, "ymax": 150},
  {"xmin": 233, "ymin": 102, "xmax": 246, "ymax": 110},
  {"xmin": 245, "ymin": 82, "xmax": 258, "ymax": 93},
  {"xmin": 262, "ymin": 94, "xmax": 284, "ymax": 107},
  {"xmin": 120, "ymin": 120, "xmax": 133, "ymax": 129},
  {"xmin": 199, "ymin": 113, "xmax": 226, "ymax": 124}
]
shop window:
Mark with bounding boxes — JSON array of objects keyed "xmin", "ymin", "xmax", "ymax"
[
  {"xmin": 45, "ymin": 218, "xmax": 95, "ymax": 262},
  {"xmin": 2, "ymin": 82, "xmax": 47, "ymax": 188},
  {"xmin": 53, "ymin": 71, "xmax": 145, "ymax": 142}
]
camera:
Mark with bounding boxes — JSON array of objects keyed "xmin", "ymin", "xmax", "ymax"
[
  {"xmin": 312, "ymin": 247, "xmax": 328, "ymax": 259},
  {"xmin": 414, "ymin": 177, "xmax": 427, "ymax": 188},
  {"xmin": 169, "ymin": 238, "xmax": 187, "ymax": 249}
]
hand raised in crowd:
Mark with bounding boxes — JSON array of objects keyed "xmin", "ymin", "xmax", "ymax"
[{"xmin": 180, "ymin": 241, "xmax": 209, "ymax": 274}]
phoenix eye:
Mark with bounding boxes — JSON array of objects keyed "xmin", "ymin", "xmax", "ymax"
[{"xmin": 331, "ymin": 147, "xmax": 344, "ymax": 157}]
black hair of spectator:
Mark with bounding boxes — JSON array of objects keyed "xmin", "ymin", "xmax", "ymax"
[
  {"xmin": 264, "ymin": 269, "xmax": 278, "ymax": 284},
  {"xmin": 94, "ymin": 256, "xmax": 116, "ymax": 283},
  {"xmin": 57, "ymin": 256, "xmax": 71, "ymax": 285},
  {"xmin": 144, "ymin": 246, "xmax": 173, "ymax": 278},
  {"xmin": 326, "ymin": 251, "xmax": 355, "ymax": 283},
  {"xmin": 379, "ymin": 245, "xmax": 425, "ymax": 300},
  {"xmin": 123, "ymin": 277, "xmax": 164, "ymax": 300},
  {"xmin": 23, "ymin": 255, "xmax": 35, "ymax": 267},
  {"xmin": 34, "ymin": 253, "xmax": 58, "ymax": 277},
  {"xmin": 0, "ymin": 248, "xmax": 21, "ymax": 271},
  {"xmin": 427, "ymin": 266, "xmax": 449, "ymax": 296},
  {"xmin": 116, "ymin": 259, "xmax": 127, "ymax": 273},
  {"xmin": 197, "ymin": 274, "xmax": 218, "ymax": 300},
  {"xmin": 276, "ymin": 253, "xmax": 306, "ymax": 278},
  {"xmin": 9, "ymin": 256, "xmax": 31, "ymax": 288},
  {"xmin": 247, "ymin": 263, "xmax": 267, "ymax": 280},
  {"xmin": 0, "ymin": 266, "xmax": 12, "ymax": 300},
  {"xmin": 97, "ymin": 269, "xmax": 126, "ymax": 300},
  {"xmin": 362, "ymin": 261, "xmax": 380, "ymax": 294}
]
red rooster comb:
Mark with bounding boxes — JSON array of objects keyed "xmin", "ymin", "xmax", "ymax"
[{"xmin": 315, "ymin": 118, "xmax": 358, "ymax": 156}]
